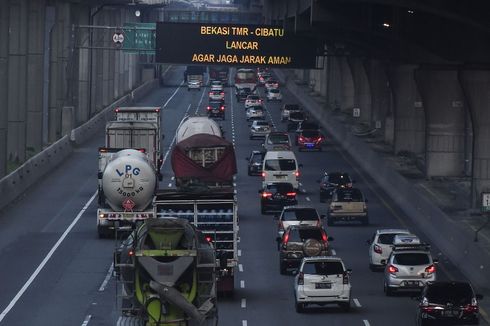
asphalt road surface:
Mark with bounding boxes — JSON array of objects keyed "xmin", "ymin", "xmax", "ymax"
[{"xmin": 0, "ymin": 66, "xmax": 485, "ymax": 326}]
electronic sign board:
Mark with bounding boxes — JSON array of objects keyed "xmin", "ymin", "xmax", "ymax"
[{"xmin": 156, "ymin": 22, "xmax": 319, "ymax": 68}]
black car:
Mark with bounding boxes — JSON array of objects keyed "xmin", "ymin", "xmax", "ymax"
[
  {"xmin": 277, "ymin": 225, "xmax": 332, "ymax": 274},
  {"xmin": 207, "ymin": 100, "xmax": 225, "ymax": 120},
  {"xmin": 259, "ymin": 182, "xmax": 297, "ymax": 214},
  {"xmin": 319, "ymin": 172, "xmax": 353, "ymax": 202},
  {"xmin": 246, "ymin": 150, "xmax": 264, "ymax": 176},
  {"xmin": 415, "ymin": 281, "xmax": 483, "ymax": 326},
  {"xmin": 287, "ymin": 111, "xmax": 307, "ymax": 131},
  {"xmin": 236, "ymin": 87, "xmax": 253, "ymax": 102}
]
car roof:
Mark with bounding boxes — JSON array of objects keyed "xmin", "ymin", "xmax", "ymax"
[
  {"xmin": 376, "ymin": 228, "xmax": 411, "ymax": 235},
  {"xmin": 302, "ymin": 256, "xmax": 343, "ymax": 263},
  {"xmin": 283, "ymin": 205, "xmax": 317, "ymax": 211},
  {"xmin": 287, "ymin": 224, "xmax": 323, "ymax": 230},
  {"xmin": 264, "ymin": 150, "xmax": 296, "ymax": 160}
]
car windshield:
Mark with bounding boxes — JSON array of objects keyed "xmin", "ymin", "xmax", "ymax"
[
  {"xmin": 264, "ymin": 159, "xmax": 296, "ymax": 171},
  {"xmin": 282, "ymin": 208, "xmax": 318, "ymax": 221},
  {"xmin": 426, "ymin": 284, "xmax": 473, "ymax": 305},
  {"xmin": 327, "ymin": 173, "xmax": 351, "ymax": 185},
  {"xmin": 268, "ymin": 134, "xmax": 289, "ymax": 144},
  {"xmin": 269, "ymin": 89, "xmax": 280, "ymax": 94},
  {"xmin": 378, "ymin": 233, "xmax": 403, "ymax": 245},
  {"xmin": 301, "ymin": 130, "xmax": 320, "ymax": 138},
  {"xmin": 284, "ymin": 104, "xmax": 299, "ymax": 111},
  {"xmin": 303, "ymin": 261, "xmax": 344, "ymax": 275},
  {"xmin": 289, "ymin": 112, "xmax": 305, "ymax": 120},
  {"xmin": 251, "ymin": 153, "xmax": 263, "ymax": 164},
  {"xmin": 393, "ymin": 253, "xmax": 430, "ymax": 265},
  {"xmin": 336, "ymin": 189, "xmax": 363, "ymax": 202}
]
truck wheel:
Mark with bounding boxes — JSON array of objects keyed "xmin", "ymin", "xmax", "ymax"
[{"xmin": 116, "ymin": 316, "xmax": 144, "ymax": 326}]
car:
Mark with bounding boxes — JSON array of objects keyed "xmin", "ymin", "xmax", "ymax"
[
  {"xmin": 187, "ymin": 79, "xmax": 201, "ymax": 91},
  {"xmin": 250, "ymin": 120, "xmax": 271, "ymax": 139},
  {"xmin": 318, "ymin": 172, "xmax": 353, "ymax": 202},
  {"xmin": 281, "ymin": 103, "xmax": 301, "ymax": 121},
  {"xmin": 287, "ymin": 111, "xmax": 307, "ymax": 131},
  {"xmin": 246, "ymin": 105, "xmax": 265, "ymax": 121},
  {"xmin": 297, "ymin": 130, "xmax": 324, "ymax": 151},
  {"xmin": 259, "ymin": 182, "xmax": 297, "ymax": 214},
  {"xmin": 262, "ymin": 150, "xmax": 301, "ymax": 190},
  {"xmin": 294, "ymin": 121, "xmax": 320, "ymax": 143},
  {"xmin": 275, "ymin": 206, "xmax": 324, "ymax": 237},
  {"xmin": 266, "ymin": 88, "xmax": 283, "ymax": 101},
  {"xmin": 245, "ymin": 95, "xmax": 263, "ymax": 109},
  {"xmin": 383, "ymin": 242, "xmax": 438, "ymax": 296},
  {"xmin": 210, "ymin": 80, "xmax": 223, "ymax": 92},
  {"xmin": 415, "ymin": 281, "xmax": 483, "ymax": 326},
  {"xmin": 263, "ymin": 132, "xmax": 292, "ymax": 152},
  {"xmin": 327, "ymin": 188, "xmax": 368, "ymax": 226},
  {"xmin": 236, "ymin": 87, "xmax": 253, "ymax": 102},
  {"xmin": 206, "ymin": 100, "xmax": 225, "ymax": 120},
  {"xmin": 294, "ymin": 256, "xmax": 352, "ymax": 313},
  {"xmin": 277, "ymin": 225, "xmax": 332, "ymax": 274},
  {"xmin": 208, "ymin": 90, "xmax": 225, "ymax": 101},
  {"xmin": 258, "ymin": 72, "xmax": 272, "ymax": 85},
  {"xmin": 265, "ymin": 78, "xmax": 279, "ymax": 90},
  {"xmin": 246, "ymin": 150, "xmax": 264, "ymax": 176},
  {"xmin": 367, "ymin": 229, "xmax": 412, "ymax": 271}
]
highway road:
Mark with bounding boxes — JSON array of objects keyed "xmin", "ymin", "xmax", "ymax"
[{"xmin": 0, "ymin": 66, "xmax": 485, "ymax": 326}]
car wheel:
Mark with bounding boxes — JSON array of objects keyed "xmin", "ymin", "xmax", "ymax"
[
  {"xmin": 340, "ymin": 300, "xmax": 351, "ymax": 312},
  {"xmin": 279, "ymin": 261, "xmax": 287, "ymax": 275},
  {"xmin": 295, "ymin": 301, "xmax": 305, "ymax": 313},
  {"xmin": 384, "ymin": 283, "xmax": 394, "ymax": 296}
]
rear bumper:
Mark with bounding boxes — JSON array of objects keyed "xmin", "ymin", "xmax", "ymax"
[
  {"xmin": 296, "ymin": 288, "xmax": 351, "ymax": 303},
  {"xmin": 386, "ymin": 275, "xmax": 436, "ymax": 289}
]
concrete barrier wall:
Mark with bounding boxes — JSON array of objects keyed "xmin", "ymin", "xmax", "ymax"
[
  {"xmin": 0, "ymin": 78, "xmax": 159, "ymax": 211},
  {"xmin": 276, "ymin": 69, "xmax": 490, "ymax": 291}
]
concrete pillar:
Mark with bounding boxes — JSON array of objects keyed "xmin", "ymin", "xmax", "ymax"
[
  {"xmin": 365, "ymin": 60, "xmax": 392, "ymax": 134},
  {"xmin": 415, "ymin": 68, "xmax": 466, "ymax": 177},
  {"xmin": 26, "ymin": 0, "xmax": 45, "ymax": 154},
  {"xmin": 326, "ymin": 56, "xmax": 342, "ymax": 109},
  {"xmin": 339, "ymin": 57, "xmax": 355, "ymax": 111},
  {"xmin": 74, "ymin": 5, "xmax": 90, "ymax": 124},
  {"xmin": 348, "ymin": 58, "xmax": 371, "ymax": 120},
  {"xmin": 7, "ymin": 0, "xmax": 28, "ymax": 163},
  {"xmin": 0, "ymin": 1, "xmax": 9, "ymax": 177},
  {"xmin": 389, "ymin": 64, "xmax": 425, "ymax": 154},
  {"xmin": 459, "ymin": 70, "xmax": 490, "ymax": 207},
  {"xmin": 108, "ymin": 10, "xmax": 115, "ymax": 103},
  {"xmin": 92, "ymin": 12, "xmax": 104, "ymax": 113}
]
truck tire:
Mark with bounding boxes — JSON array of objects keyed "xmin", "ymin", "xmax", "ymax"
[{"xmin": 116, "ymin": 316, "xmax": 144, "ymax": 326}]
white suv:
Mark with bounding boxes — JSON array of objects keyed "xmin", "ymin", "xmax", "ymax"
[
  {"xmin": 367, "ymin": 229, "xmax": 411, "ymax": 271},
  {"xmin": 294, "ymin": 256, "xmax": 352, "ymax": 313}
]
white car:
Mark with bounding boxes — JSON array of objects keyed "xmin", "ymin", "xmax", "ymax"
[
  {"xmin": 294, "ymin": 256, "xmax": 352, "ymax": 313},
  {"xmin": 367, "ymin": 229, "xmax": 411, "ymax": 271},
  {"xmin": 249, "ymin": 120, "xmax": 271, "ymax": 139},
  {"xmin": 245, "ymin": 95, "xmax": 263, "ymax": 109},
  {"xmin": 246, "ymin": 106, "xmax": 265, "ymax": 120},
  {"xmin": 265, "ymin": 78, "xmax": 279, "ymax": 91},
  {"xmin": 266, "ymin": 88, "xmax": 282, "ymax": 101},
  {"xmin": 210, "ymin": 80, "xmax": 223, "ymax": 92}
]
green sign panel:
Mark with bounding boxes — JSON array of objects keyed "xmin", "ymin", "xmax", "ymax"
[{"xmin": 123, "ymin": 23, "xmax": 156, "ymax": 53}]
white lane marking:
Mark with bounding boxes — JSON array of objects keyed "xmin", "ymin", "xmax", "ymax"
[
  {"xmin": 306, "ymin": 197, "xmax": 311, "ymax": 202},
  {"xmin": 331, "ymin": 249, "xmax": 337, "ymax": 256},
  {"xmin": 301, "ymin": 189, "xmax": 306, "ymax": 193},
  {"xmin": 98, "ymin": 263, "xmax": 114, "ymax": 292},
  {"xmin": 161, "ymin": 103, "xmax": 192, "ymax": 166},
  {"xmin": 242, "ymin": 321, "xmax": 248, "ymax": 326},
  {"xmin": 354, "ymin": 298, "xmax": 362, "ymax": 307},
  {"xmin": 241, "ymin": 298, "xmax": 247, "ymax": 308},
  {"xmin": 240, "ymin": 280, "xmax": 245, "ymax": 288},
  {"xmin": 171, "ymin": 176, "xmax": 175, "ymax": 180},
  {"xmin": 0, "ymin": 191, "xmax": 97, "ymax": 322},
  {"xmin": 168, "ymin": 183, "xmax": 172, "ymax": 188},
  {"xmin": 81, "ymin": 315, "xmax": 92, "ymax": 326},
  {"xmin": 299, "ymin": 182, "xmax": 303, "ymax": 187},
  {"xmin": 363, "ymin": 320, "xmax": 370, "ymax": 326},
  {"xmin": 239, "ymin": 264, "xmax": 243, "ymax": 272},
  {"xmin": 163, "ymin": 80, "xmax": 184, "ymax": 108},
  {"xmin": 194, "ymin": 84, "xmax": 207, "ymax": 115},
  {"xmin": 238, "ymin": 249, "xmax": 242, "ymax": 257}
]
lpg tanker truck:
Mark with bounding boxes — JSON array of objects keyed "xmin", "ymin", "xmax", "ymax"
[
  {"xmin": 97, "ymin": 148, "xmax": 157, "ymax": 238},
  {"xmin": 114, "ymin": 218, "xmax": 218, "ymax": 326}
]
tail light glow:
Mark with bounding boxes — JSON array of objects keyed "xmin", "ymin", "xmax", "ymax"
[
  {"xmin": 297, "ymin": 272, "xmax": 304, "ymax": 285},
  {"xmin": 286, "ymin": 192, "xmax": 296, "ymax": 197},
  {"xmin": 262, "ymin": 192, "xmax": 272, "ymax": 198},
  {"xmin": 387, "ymin": 265, "xmax": 399, "ymax": 274},
  {"xmin": 425, "ymin": 264, "xmax": 436, "ymax": 274},
  {"xmin": 207, "ymin": 106, "xmax": 211, "ymax": 111},
  {"xmin": 374, "ymin": 244, "xmax": 382, "ymax": 254}
]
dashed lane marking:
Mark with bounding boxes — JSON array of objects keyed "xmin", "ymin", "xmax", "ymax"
[
  {"xmin": 162, "ymin": 80, "xmax": 185, "ymax": 108},
  {"xmin": 363, "ymin": 320, "xmax": 370, "ymax": 326},
  {"xmin": 240, "ymin": 280, "xmax": 245, "ymax": 288},
  {"xmin": 161, "ymin": 103, "xmax": 192, "ymax": 167},
  {"xmin": 331, "ymin": 249, "xmax": 336, "ymax": 256},
  {"xmin": 168, "ymin": 183, "xmax": 172, "ymax": 188},
  {"xmin": 98, "ymin": 263, "xmax": 114, "ymax": 292},
  {"xmin": 353, "ymin": 298, "xmax": 362, "ymax": 307},
  {"xmin": 242, "ymin": 321, "xmax": 248, "ymax": 326},
  {"xmin": 171, "ymin": 176, "xmax": 174, "ymax": 180},
  {"xmin": 306, "ymin": 197, "xmax": 311, "ymax": 202},
  {"xmin": 241, "ymin": 298, "xmax": 247, "ymax": 308},
  {"xmin": 81, "ymin": 315, "xmax": 92, "ymax": 326},
  {"xmin": 239, "ymin": 264, "xmax": 243, "ymax": 272},
  {"xmin": 238, "ymin": 249, "xmax": 242, "ymax": 257}
]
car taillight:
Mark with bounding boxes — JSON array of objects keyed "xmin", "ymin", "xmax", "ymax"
[
  {"xmin": 297, "ymin": 272, "xmax": 304, "ymax": 285},
  {"xmin": 207, "ymin": 106, "xmax": 211, "ymax": 110},
  {"xmin": 425, "ymin": 264, "xmax": 436, "ymax": 274},
  {"xmin": 299, "ymin": 136, "xmax": 305, "ymax": 143},
  {"xmin": 421, "ymin": 306, "xmax": 434, "ymax": 313},
  {"xmin": 286, "ymin": 192, "xmax": 296, "ymax": 197},
  {"xmin": 262, "ymin": 192, "xmax": 272, "ymax": 198},
  {"xmin": 363, "ymin": 203, "xmax": 368, "ymax": 212},
  {"xmin": 295, "ymin": 171, "xmax": 300, "ymax": 178},
  {"xmin": 220, "ymin": 92, "xmax": 224, "ymax": 96},
  {"xmin": 464, "ymin": 304, "xmax": 479, "ymax": 313},
  {"xmin": 374, "ymin": 244, "xmax": 382, "ymax": 254},
  {"xmin": 262, "ymin": 172, "xmax": 266, "ymax": 179},
  {"xmin": 321, "ymin": 231, "xmax": 328, "ymax": 245},
  {"xmin": 209, "ymin": 92, "xmax": 212, "ymax": 95},
  {"xmin": 282, "ymin": 232, "xmax": 289, "ymax": 244},
  {"xmin": 343, "ymin": 272, "xmax": 349, "ymax": 284},
  {"xmin": 220, "ymin": 106, "xmax": 225, "ymax": 111},
  {"xmin": 387, "ymin": 265, "xmax": 398, "ymax": 274},
  {"xmin": 347, "ymin": 183, "xmax": 353, "ymax": 188}
]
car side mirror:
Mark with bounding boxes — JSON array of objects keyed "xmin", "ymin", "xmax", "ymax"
[
  {"xmin": 476, "ymin": 294, "xmax": 484, "ymax": 300},
  {"xmin": 320, "ymin": 214, "xmax": 325, "ymax": 219},
  {"xmin": 298, "ymin": 164, "xmax": 303, "ymax": 168}
]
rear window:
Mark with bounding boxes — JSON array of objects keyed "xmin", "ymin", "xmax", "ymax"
[
  {"xmin": 289, "ymin": 228, "xmax": 323, "ymax": 242},
  {"xmin": 336, "ymin": 189, "xmax": 363, "ymax": 202},
  {"xmin": 303, "ymin": 261, "xmax": 344, "ymax": 275},
  {"xmin": 426, "ymin": 284, "xmax": 473, "ymax": 305},
  {"xmin": 378, "ymin": 233, "xmax": 399, "ymax": 245},
  {"xmin": 393, "ymin": 253, "xmax": 430, "ymax": 265},
  {"xmin": 268, "ymin": 134, "xmax": 289, "ymax": 144},
  {"xmin": 289, "ymin": 112, "xmax": 305, "ymax": 120},
  {"xmin": 255, "ymin": 121, "xmax": 269, "ymax": 126},
  {"xmin": 266, "ymin": 183, "xmax": 294, "ymax": 193},
  {"xmin": 301, "ymin": 130, "xmax": 320, "ymax": 138},
  {"xmin": 282, "ymin": 208, "xmax": 319, "ymax": 221},
  {"xmin": 248, "ymin": 95, "xmax": 259, "ymax": 100},
  {"xmin": 251, "ymin": 153, "xmax": 263, "ymax": 164},
  {"xmin": 328, "ymin": 173, "xmax": 351, "ymax": 185},
  {"xmin": 264, "ymin": 159, "xmax": 296, "ymax": 171}
]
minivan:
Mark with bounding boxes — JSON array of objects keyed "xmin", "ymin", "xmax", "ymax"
[{"xmin": 262, "ymin": 150, "xmax": 301, "ymax": 189}]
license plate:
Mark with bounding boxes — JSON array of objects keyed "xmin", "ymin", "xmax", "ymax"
[
  {"xmin": 444, "ymin": 310, "xmax": 458, "ymax": 317},
  {"xmin": 213, "ymin": 109, "xmax": 219, "ymax": 112},
  {"xmin": 305, "ymin": 143, "xmax": 314, "ymax": 148},
  {"xmin": 315, "ymin": 283, "xmax": 331, "ymax": 289},
  {"xmin": 274, "ymin": 175, "xmax": 287, "ymax": 179},
  {"xmin": 403, "ymin": 281, "xmax": 420, "ymax": 287}
]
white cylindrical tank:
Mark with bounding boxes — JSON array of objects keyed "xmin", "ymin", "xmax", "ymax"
[
  {"xmin": 102, "ymin": 149, "xmax": 156, "ymax": 211},
  {"xmin": 176, "ymin": 117, "xmax": 222, "ymax": 143}
]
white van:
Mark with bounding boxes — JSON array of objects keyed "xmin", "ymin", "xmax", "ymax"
[{"xmin": 262, "ymin": 150, "xmax": 301, "ymax": 189}]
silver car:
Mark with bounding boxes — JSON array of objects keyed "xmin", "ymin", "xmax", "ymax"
[
  {"xmin": 263, "ymin": 132, "xmax": 291, "ymax": 152},
  {"xmin": 383, "ymin": 243, "xmax": 438, "ymax": 295},
  {"xmin": 275, "ymin": 206, "xmax": 324, "ymax": 237},
  {"xmin": 249, "ymin": 120, "xmax": 271, "ymax": 139}
]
